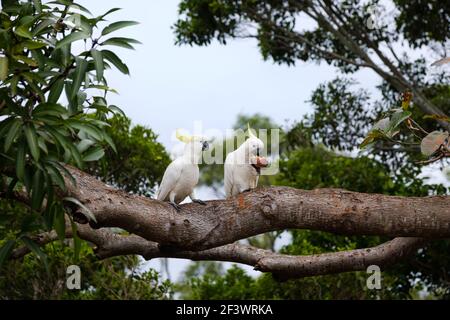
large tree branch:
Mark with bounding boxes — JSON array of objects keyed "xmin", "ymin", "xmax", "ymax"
[
  {"xmin": 6, "ymin": 165, "xmax": 444, "ymax": 279},
  {"xmin": 11, "ymin": 224, "xmax": 424, "ymax": 280},
  {"xmin": 90, "ymin": 230, "xmax": 425, "ymax": 279},
  {"xmin": 62, "ymin": 166, "xmax": 450, "ymax": 253}
]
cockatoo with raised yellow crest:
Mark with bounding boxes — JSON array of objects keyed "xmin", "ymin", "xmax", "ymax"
[
  {"xmin": 224, "ymin": 124, "xmax": 268, "ymax": 198},
  {"xmin": 156, "ymin": 129, "xmax": 209, "ymax": 211}
]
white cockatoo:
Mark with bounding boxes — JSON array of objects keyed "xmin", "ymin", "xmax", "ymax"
[
  {"xmin": 156, "ymin": 129, "xmax": 209, "ymax": 211},
  {"xmin": 224, "ymin": 124, "xmax": 268, "ymax": 198}
]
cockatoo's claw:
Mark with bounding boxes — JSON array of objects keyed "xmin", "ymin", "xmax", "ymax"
[
  {"xmin": 242, "ymin": 188, "xmax": 252, "ymax": 193},
  {"xmin": 169, "ymin": 202, "xmax": 181, "ymax": 212},
  {"xmin": 193, "ymin": 199, "xmax": 207, "ymax": 205}
]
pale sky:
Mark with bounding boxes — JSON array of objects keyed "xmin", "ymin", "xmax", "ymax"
[{"xmin": 77, "ymin": 0, "xmax": 380, "ymax": 149}]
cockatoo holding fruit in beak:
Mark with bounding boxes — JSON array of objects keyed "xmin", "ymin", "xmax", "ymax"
[
  {"xmin": 224, "ymin": 124, "xmax": 269, "ymax": 198},
  {"xmin": 156, "ymin": 129, "xmax": 209, "ymax": 211}
]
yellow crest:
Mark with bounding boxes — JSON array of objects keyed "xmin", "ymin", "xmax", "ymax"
[
  {"xmin": 176, "ymin": 129, "xmax": 193, "ymax": 143},
  {"xmin": 247, "ymin": 123, "xmax": 257, "ymax": 138}
]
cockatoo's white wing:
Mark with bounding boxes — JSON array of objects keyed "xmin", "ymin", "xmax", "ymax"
[
  {"xmin": 224, "ymin": 152, "xmax": 235, "ymax": 198},
  {"xmin": 157, "ymin": 160, "xmax": 182, "ymax": 201}
]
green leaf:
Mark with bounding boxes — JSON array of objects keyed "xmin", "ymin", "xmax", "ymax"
[
  {"xmin": 32, "ymin": 0, "xmax": 42, "ymax": 13},
  {"xmin": 14, "ymin": 25, "xmax": 33, "ymax": 39},
  {"xmin": 16, "ymin": 143, "xmax": 26, "ymax": 181},
  {"xmin": 103, "ymin": 132, "xmax": 117, "ymax": 153},
  {"xmin": 102, "ymin": 50, "xmax": 129, "ymax": 75},
  {"xmin": 372, "ymin": 117, "xmax": 390, "ymax": 132},
  {"xmin": 67, "ymin": 121, "xmax": 103, "ymax": 141},
  {"xmin": 46, "ymin": 162, "xmax": 66, "ymax": 191},
  {"xmin": 24, "ymin": 123, "xmax": 40, "ymax": 161},
  {"xmin": 55, "ymin": 31, "xmax": 89, "ymax": 49},
  {"xmin": 31, "ymin": 169, "xmax": 45, "ymax": 211},
  {"xmin": 101, "ymin": 37, "xmax": 140, "ymax": 50},
  {"xmin": 71, "ymin": 58, "xmax": 88, "ymax": 99},
  {"xmin": 0, "ymin": 56, "xmax": 8, "ymax": 81},
  {"xmin": 76, "ymin": 139, "xmax": 94, "ymax": 153},
  {"xmin": 421, "ymin": 131, "xmax": 449, "ymax": 156},
  {"xmin": 54, "ymin": 208, "xmax": 66, "ymax": 241},
  {"xmin": 71, "ymin": 222, "xmax": 81, "ymax": 261},
  {"xmin": 90, "ymin": 49, "xmax": 104, "ymax": 81},
  {"xmin": 4, "ymin": 118, "xmax": 21, "ymax": 152},
  {"xmin": 96, "ymin": 8, "xmax": 122, "ymax": 21},
  {"xmin": 108, "ymin": 105, "xmax": 126, "ymax": 117},
  {"xmin": 387, "ymin": 111, "xmax": 411, "ymax": 133},
  {"xmin": 63, "ymin": 197, "xmax": 96, "ymax": 223},
  {"xmin": 14, "ymin": 40, "xmax": 46, "ymax": 51},
  {"xmin": 83, "ymin": 146, "xmax": 105, "ymax": 162},
  {"xmin": 33, "ymin": 102, "xmax": 68, "ymax": 117},
  {"xmin": 0, "ymin": 240, "xmax": 15, "ymax": 268},
  {"xmin": 21, "ymin": 237, "xmax": 49, "ymax": 272},
  {"xmin": 101, "ymin": 20, "xmax": 139, "ymax": 36},
  {"xmin": 48, "ymin": 78, "xmax": 65, "ymax": 104},
  {"xmin": 360, "ymin": 130, "xmax": 385, "ymax": 149}
]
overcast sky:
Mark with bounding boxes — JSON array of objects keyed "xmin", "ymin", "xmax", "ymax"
[
  {"xmin": 76, "ymin": 0, "xmax": 381, "ymax": 148},
  {"xmin": 75, "ymin": 1, "xmax": 448, "ymax": 282}
]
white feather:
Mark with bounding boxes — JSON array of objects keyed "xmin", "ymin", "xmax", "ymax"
[
  {"xmin": 224, "ymin": 136, "xmax": 264, "ymax": 198},
  {"xmin": 156, "ymin": 140, "xmax": 203, "ymax": 204}
]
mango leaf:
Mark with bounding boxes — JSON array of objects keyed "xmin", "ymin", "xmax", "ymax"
[
  {"xmin": 4, "ymin": 118, "xmax": 22, "ymax": 152},
  {"xmin": 45, "ymin": 162, "xmax": 66, "ymax": 192},
  {"xmin": 101, "ymin": 37, "xmax": 141, "ymax": 50},
  {"xmin": 387, "ymin": 111, "xmax": 411, "ymax": 134},
  {"xmin": 90, "ymin": 49, "xmax": 104, "ymax": 81},
  {"xmin": 71, "ymin": 57, "xmax": 88, "ymax": 99},
  {"xmin": 71, "ymin": 222, "xmax": 81, "ymax": 261},
  {"xmin": 14, "ymin": 25, "xmax": 33, "ymax": 39},
  {"xmin": 14, "ymin": 40, "xmax": 46, "ymax": 51},
  {"xmin": 77, "ymin": 139, "xmax": 95, "ymax": 153},
  {"xmin": 55, "ymin": 31, "xmax": 89, "ymax": 49},
  {"xmin": 0, "ymin": 56, "xmax": 8, "ymax": 81},
  {"xmin": 421, "ymin": 131, "xmax": 449, "ymax": 156},
  {"xmin": 101, "ymin": 20, "xmax": 139, "ymax": 36},
  {"xmin": 16, "ymin": 143, "xmax": 26, "ymax": 181},
  {"xmin": 31, "ymin": 169, "xmax": 45, "ymax": 211},
  {"xmin": 47, "ymin": 78, "xmax": 65, "ymax": 104},
  {"xmin": 0, "ymin": 240, "xmax": 15, "ymax": 268},
  {"xmin": 101, "ymin": 50, "xmax": 129, "ymax": 75},
  {"xmin": 24, "ymin": 123, "xmax": 40, "ymax": 161},
  {"xmin": 63, "ymin": 197, "xmax": 97, "ymax": 223},
  {"xmin": 53, "ymin": 207, "xmax": 66, "ymax": 241},
  {"xmin": 82, "ymin": 146, "xmax": 104, "ymax": 162},
  {"xmin": 372, "ymin": 117, "xmax": 390, "ymax": 132}
]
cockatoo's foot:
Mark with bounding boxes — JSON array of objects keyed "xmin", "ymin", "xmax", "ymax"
[
  {"xmin": 169, "ymin": 202, "xmax": 181, "ymax": 212},
  {"xmin": 192, "ymin": 199, "xmax": 207, "ymax": 205}
]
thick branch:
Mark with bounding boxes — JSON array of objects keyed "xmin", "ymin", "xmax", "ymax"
[
  {"xmin": 63, "ymin": 166, "xmax": 450, "ymax": 252},
  {"xmin": 77, "ymin": 226, "xmax": 426, "ymax": 279}
]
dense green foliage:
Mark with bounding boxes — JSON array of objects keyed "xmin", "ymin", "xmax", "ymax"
[
  {"xmin": 0, "ymin": 114, "xmax": 171, "ymax": 299},
  {"xmin": 0, "ymin": 0, "xmax": 141, "ymax": 266}
]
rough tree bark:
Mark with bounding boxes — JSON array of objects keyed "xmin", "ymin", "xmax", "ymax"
[{"xmin": 5, "ymin": 165, "xmax": 450, "ymax": 278}]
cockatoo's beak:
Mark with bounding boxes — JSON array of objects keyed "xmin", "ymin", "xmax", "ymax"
[{"xmin": 202, "ymin": 141, "xmax": 209, "ymax": 151}]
